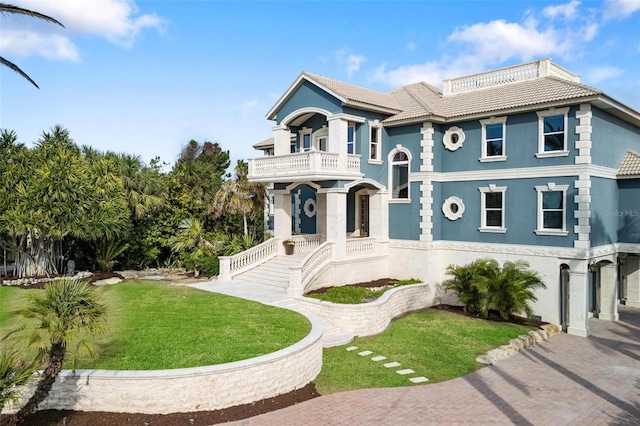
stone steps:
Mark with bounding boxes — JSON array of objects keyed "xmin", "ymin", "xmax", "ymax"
[{"xmin": 233, "ymin": 251, "xmax": 310, "ymax": 289}]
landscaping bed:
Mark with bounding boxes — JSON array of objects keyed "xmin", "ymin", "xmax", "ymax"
[{"xmin": 305, "ymin": 278, "xmax": 421, "ymax": 304}]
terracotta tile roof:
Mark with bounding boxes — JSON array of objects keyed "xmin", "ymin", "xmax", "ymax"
[
  {"xmin": 617, "ymin": 150, "xmax": 640, "ymax": 177},
  {"xmin": 303, "ymin": 72, "xmax": 402, "ymax": 112},
  {"xmin": 384, "ymin": 77, "xmax": 601, "ymax": 124},
  {"xmin": 253, "ymin": 137, "xmax": 274, "ymax": 149}
]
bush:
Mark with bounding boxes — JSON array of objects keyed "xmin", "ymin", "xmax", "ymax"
[{"xmin": 443, "ymin": 259, "xmax": 546, "ymax": 320}]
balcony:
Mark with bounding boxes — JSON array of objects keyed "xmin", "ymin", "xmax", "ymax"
[{"xmin": 248, "ymin": 151, "xmax": 363, "ymax": 182}]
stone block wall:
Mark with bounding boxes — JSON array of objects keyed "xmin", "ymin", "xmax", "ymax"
[
  {"xmin": 295, "ymin": 283, "xmax": 439, "ymax": 337},
  {"xmin": 3, "ymin": 310, "xmax": 323, "ymax": 415}
]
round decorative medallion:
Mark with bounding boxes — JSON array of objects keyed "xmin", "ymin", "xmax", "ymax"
[
  {"xmin": 442, "ymin": 196, "xmax": 465, "ymax": 220},
  {"xmin": 303, "ymin": 198, "xmax": 316, "ymax": 218},
  {"xmin": 443, "ymin": 126, "xmax": 466, "ymax": 151}
]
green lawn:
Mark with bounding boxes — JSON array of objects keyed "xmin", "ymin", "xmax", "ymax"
[
  {"xmin": 315, "ymin": 309, "xmax": 533, "ymax": 394},
  {"xmin": 0, "ymin": 280, "xmax": 311, "ymax": 370}
]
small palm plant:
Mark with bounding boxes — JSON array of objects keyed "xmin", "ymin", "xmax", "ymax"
[
  {"xmin": 14, "ymin": 279, "xmax": 106, "ymax": 420},
  {"xmin": 443, "ymin": 258, "xmax": 498, "ymax": 316},
  {"xmin": 489, "ymin": 260, "xmax": 546, "ymax": 320},
  {"xmin": 0, "ymin": 349, "xmax": 37, "ymax": 412}
]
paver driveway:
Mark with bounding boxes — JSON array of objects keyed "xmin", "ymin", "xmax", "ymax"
[{"xmin": 230, "ymin": 305, "xmax": 640, "ymax": 425}]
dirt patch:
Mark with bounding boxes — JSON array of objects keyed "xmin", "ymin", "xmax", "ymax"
[
  {"xmin": 433, "ymin": 304, "xmax": 548, "ymax": 328},
  {"xmin": 306, "ymin": 278, "xmax": 398, "ymax": 295},
  {"xmin": 1, "ymin": 383, "xmax": 318, "ymax": 425}
]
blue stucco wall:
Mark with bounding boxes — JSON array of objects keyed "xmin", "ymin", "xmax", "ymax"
[
  {"xmin": 590, "ymin": 177, "xmax": 619, "ymax": 246},
  {"xmin": 388, "ymin": 183, "xmax": 421, "ymax": 240},
  {"xmin": 432, "ymin": 108, "xmax": 580, "ymax": 173},
  {"xmin": 617, "ymin": 179, "xmax": 640, "ymax": 243},
  {"xmin": 434, "ymin": 177, "xmax": 577, "ymax": 247},
  {"xmin": 275, "ymin": 81, "xmax": 342, "ymax": 125},
  {"xmin": 591, "ymin": 107, "xmax": 640, "ymax": 169}
]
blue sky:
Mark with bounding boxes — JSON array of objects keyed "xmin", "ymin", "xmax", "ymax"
[{"xmin": 1, "ymin": 0, "xmax": 639, "ymax": 169}]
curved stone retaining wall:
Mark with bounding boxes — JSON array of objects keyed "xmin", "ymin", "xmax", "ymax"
[
  {"xmin": 295, "ymin": 283, "xmax": 439, "ymax": 337},
  {"xmin": 3, "ymin": 309, "xmax": 323, "ymax": 415}
]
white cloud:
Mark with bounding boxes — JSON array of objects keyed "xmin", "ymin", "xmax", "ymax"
[
  {"xmin": 333, "ymin": 48, "xmax": 366, "ymax": 76},
  {"xmin": 0, "ymin": 0, "xmax": 164, "ymax": 62},
  {"xmin": 543, "ymin": 0, "xmax": 581, "ymax": 20},
  {"xmin": 603, "ymin": 0, "xmax": 640, "ymax": 20},
  {"xmin": 583, "ymin": 23, "xmax": 599, "ymax": 41},
  {"xmin": 347, "ymin": 55, "xmax": 365, "ymax": 75},
  {"xmin": 584, "ymin": 66, "xmax": 623, "ymax": 83},
  {"xmin": 0, "ymin": 29, "xmax": 79, "ymax": 61},
  {"xmin": 239, "ymin": 99, "xmax": 260, "ymax": 115}
]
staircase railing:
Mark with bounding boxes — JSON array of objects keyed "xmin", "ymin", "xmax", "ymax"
[
  {"xmin": 218, "ymin": 237, "xmax": 279, "ymax": 281},
  {"xmin": 288, "ymin": 241, "xmax": 333, "ymax": 296}
]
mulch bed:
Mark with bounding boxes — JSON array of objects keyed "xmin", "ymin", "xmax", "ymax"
[
  {"xmin": 305, "ymin": 278, "xmax": 397, "ymax": 295},
  {"xmin": 0, "ymin": 272, "xmax": 124, "ymax": 289},
  {"xmin": 433, "ymin": 304, "xmax": 548, "ymax": 328}
]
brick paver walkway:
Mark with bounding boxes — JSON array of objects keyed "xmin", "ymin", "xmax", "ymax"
[{"xmin": 230, "ymin": 305, "xmax": 640, "ymax": 425}]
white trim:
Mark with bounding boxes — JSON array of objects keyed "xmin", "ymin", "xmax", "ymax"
[
  {"xmin": 344, "ymin": 178, "xmax": 386, "ymax": 191},
  {"xmin": 411, "ymin": 164, "xmax": 618, "ymax": 182},
  {"xmin": 478, "ymin": 185, "xmax": 507, "ymax": 232},
  {"xmin": 536, "ymin": 107, "xmax": 570, "ymax": 156},
  {"xmin": 327, "ymin": 113, "xmax": 366, "ymax": 123},
  {"xmin": 266, "ymin": 74, "xmax": 344, "ymax": 120},
  {"xmin": 299, "ymin": 127, "xmax": 312, "ymax": 152},
  {"xmin": 368, "ymin": 120, "xmax": 382, "ymax": 161},
  {"xmin": 312, "ymin": 125, "xmax": 328, "ymax": 151},
  {"xmin": 285, "ymin": 181, "xmax": 322, "ymax": 192},
  {"xmin": 420, "ymin": 122, "xmax": 435, "ymax": 242},
  {"xmin": 278, "ymin": 107, "xmax": 332, "ymax": 127},
  {"xmin": 388, "ymin": 145, "xmax": 412, "ymax": 201},
  {"xmin": 303, "ymin": 198, "xmax": 317, "ymax": 218},
  {"xmin": 442, "ymin": 196, "xmax": 465, "ymax": 221},
  {"xmin": 443, "ymin": 126, "xmax": 465, "ymax": 151},
  {"xmin": 480, "ymin": 116, "xmax": 507, "ymax": 161},
  {"xmin": 535, "ymin": 183, "xmax": 570, "ymax": 235}
]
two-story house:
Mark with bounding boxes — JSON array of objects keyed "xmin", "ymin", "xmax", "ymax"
[{"xmin": 243, "ymin": 59, "xmax": 640, "ymax": 337}]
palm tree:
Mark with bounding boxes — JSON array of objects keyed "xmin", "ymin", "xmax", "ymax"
[
  {"xmin": 443, "ymin": 258, "xmax": 497, "ymax": 316},
  {"xmin": 0, "ymin": 350, "xmax": 37, "ymax": 413},
  {"xmin": 211, "ymin": 160, "xmax": 267, "ymax": 237},
  {"xmin": 0, "ymin": 3, "xmax": 64, "ymax": 88},
  {"xmin": 15, "ymin": 279, "xmax": 106, "ymax": 420},
  {"xmin": 488, "ymin": 260, "xmax": 546, "ymax": 320}
]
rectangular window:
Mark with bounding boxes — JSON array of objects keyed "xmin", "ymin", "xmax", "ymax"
[
  {"xmin": 478, "ymin": 186, "xmax": 506, "ymax": 233},
  {"xmin": 535, "ymin": 184, "xmax": 569, "ymax": 236},
  {"xmin": 303, "ymin": 133, "xmax": 311, "ymax": 152},
  {"xmin": 536, "ymin": 108, "xmax": 569, "ymax": 158},
  {"xmin": 370, "ymin": 127, "xmax": 379, "ymax": 160},
  {"xmin": 347, "ymin": 122, "xmax": 356, "ymax": 154},
  {"xmin": 480, "ymin": 117, "xmax": 507, "ymax": 161}
]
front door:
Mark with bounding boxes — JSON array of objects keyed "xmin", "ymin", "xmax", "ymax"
[{"xmin": 359, "ymin": 194, "xmax": 369, "ymax": 237}]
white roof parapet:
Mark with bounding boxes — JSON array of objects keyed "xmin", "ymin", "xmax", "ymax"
[{"xmin": 442, "ymin": 59, "xmax": 581, "ymax": 96}]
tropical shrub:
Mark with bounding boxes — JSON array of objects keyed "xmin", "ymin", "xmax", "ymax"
[{"xmin": 443, "ymin": 259, "xmax": 546, "ymax": 320}]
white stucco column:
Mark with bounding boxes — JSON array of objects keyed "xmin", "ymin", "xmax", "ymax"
[
  {"xmin": 623, "ymin": 256, "xmax": 640, "ymax": 307},
  {"xmin": 273, "ymin": 190, "xmax": 291, "ymax": 241},
  {"xmin": 599, "ymin": 263, "xmax": 619, "ymax": 321},
  {"xmin": 327, "ymin": 115, "xmax": 348, "ymax": 171},
  {"xmin": 324, "ymin": 189, "xmax": 347, "ymax": 258},
  {"xmin": 273, "ymin": 125, "xmax": 291, "ymax": 156},
  {"xmin": 567, "ymin": 269, "xmax": 591, "ymax": 337},
  {"xmin": 315, "ymin": 192, "xmax": 327, "ymax": 238}
]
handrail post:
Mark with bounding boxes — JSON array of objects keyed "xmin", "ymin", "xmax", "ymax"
[{"xmin": 219, "ymin": 256, "xmax": 231, "ymax": 281}]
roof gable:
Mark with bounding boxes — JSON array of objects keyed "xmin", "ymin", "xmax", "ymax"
[{"xmin": 618, "ymin": 150, "xmax": 640, "ymax": 178}]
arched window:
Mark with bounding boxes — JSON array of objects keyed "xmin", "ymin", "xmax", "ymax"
[{"xmin": 388, "ymin": 147, "xmax": 411, "ymax": 200}]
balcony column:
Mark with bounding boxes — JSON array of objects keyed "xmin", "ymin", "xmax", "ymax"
[
  {"xmin": 272, "ymin": 124, "xmax": 291, "ymax": 156},
  {"xmin": 323, "ymin": 189, "xmax": 347, "ymax": 258},
  {"xmin": 369, "ymin": 189, "xmax": 389, "ymax": 241},
  {"xmin": 272, "ymin": 189, "xmax": 292, "ymax": 243},
  {"xmin": 599, "ymin": 263, "xmax": 619, "ymax": 321},
  {"xmin": 327, "ymin": 115, "xmax": 348, "ymax": 167}
]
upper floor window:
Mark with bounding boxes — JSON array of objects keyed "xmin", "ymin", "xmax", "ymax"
[
  {"xmin": 480, "ymin": 117, "xmax": 507, "ymax": 162},
  {"xmin": 478, "ymin": 185, "xmax": 506, "ymax": 233},
  {"xmin": 313, "ymin": 126, "xmax": 328, "ymax": 151},
  {"xmin": 347, "ymin": 122, "xmax": 356, "ymax": 155},
  {"xmin": 369, "ymin": 120, "xmax": 382, "ymax": 163},
  {"xmin": 535, "ymin": 183, "xmax": 569, "ymax": 236},
  {"xmin": 388, "ymin": 146, "xmax": 411, "ymax": 202},
  {"xmin": 300, "ymin": 128, "xmax": 312, "ymax": 152},
  {"xmin": 536, "ymin": 108, "xmax": 569, "ymax": 158}
]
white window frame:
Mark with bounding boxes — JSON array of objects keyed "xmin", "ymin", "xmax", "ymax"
[
  {"xmin": 312, "ymin": 126, "xmax": 328, "ymax": 151},
  {"xmin": 480, "ymin": 116, "xmax": 507, "ymax": 162},
  {"xmin": 368, "ymin": 120, "xmax": 383, "ymax": 164},
  {"xmin": 388, "ymin": 145, "xmax": 411, "ymax": 203},
  {"xmin": 442, "ymin": 196, "xmax": 465, "ymax": 221},
  {"xmin": 478, "ymin": 185, "xmax": 506, "ymax": 233},
  {"xmin": 299, "ymin": 127, "xmax": 312, "ymax": 152},
  {"xmin": 535, "ymin": 183, "xmax": 569, "ymax": 236},
  {"xmin": 347, "ymin": 122, "xmax": 356, "ymax": 155},
  {"xmin": 536, "ymin": 107, "xmax": 570, "ymax": 158}
]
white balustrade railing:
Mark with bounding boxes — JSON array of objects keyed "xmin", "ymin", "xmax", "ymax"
[
  {"xmin": 218, "ymin": 238, "xmax": 279, "ymax": 281},
  {"xmin": 444, "ymin": 62, "xmax": 539, "ymax": 95},
  {"xmin": 248, "ymin": 151, "xmax": 361, "ymax": 180},
  {"xmin": 346, "ymin": 238, "xmax": 376, "ymax": 257},
  {"xmin": 288, "ymin": 242, "xmax": 333, "ymax": 296},
  {"xmin": 290, "ymin": 234, "xmax": 322, "ymax": 250}
]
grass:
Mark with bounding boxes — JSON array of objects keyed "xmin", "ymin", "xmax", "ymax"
[
  {"xmin": 314, "ymin": 309, "xmax": 533, "ymax": 394},
  {"xmin": 0, "ymin": 280, "xmax": 311, "ymax": 370},
  {"xmin": 306, "ymin": 278, "xmax": 422, "ymax": 304}
]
